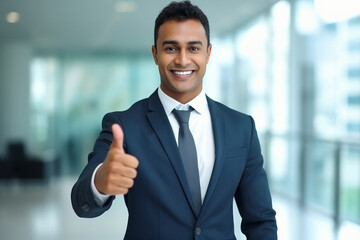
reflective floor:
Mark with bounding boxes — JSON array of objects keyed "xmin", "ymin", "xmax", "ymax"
[{"xmin": 0, "ymin": 177, "xmax": 359, "ymax": 240}]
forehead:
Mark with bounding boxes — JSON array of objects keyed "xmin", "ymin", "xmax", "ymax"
[{"xmin": 157, "ymin": 19, "xmax": 207, "ymax": 44}]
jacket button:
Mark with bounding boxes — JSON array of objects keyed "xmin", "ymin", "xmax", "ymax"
[{"xmin": 195, "ymin": 227, "xmax": 201, "ymax": 235}]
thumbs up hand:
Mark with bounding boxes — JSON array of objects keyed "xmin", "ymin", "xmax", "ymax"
[{"xmin": 95, "ymin": 124, "xmax": 139, "ymax": 195}]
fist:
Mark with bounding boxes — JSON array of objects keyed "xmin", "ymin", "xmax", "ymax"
[{"xmin": 95, "ymin": 124, "xmax": 139, "ymax": 195}]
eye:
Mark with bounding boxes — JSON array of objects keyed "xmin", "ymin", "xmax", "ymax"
[
  {"xmin": 189, "ymin": 46, "xmax": 200, "ymax": 52},
  {"xmin": 165, "ymin": 46, "xmax": 177, "ymax": 52}
]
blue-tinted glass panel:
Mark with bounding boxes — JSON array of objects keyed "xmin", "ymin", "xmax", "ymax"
[
  {"xmin": 348, "ymin": 96, "xmax": 360, "ymax": 105},
  {"xmin": 347, "ymin": 123, "xmax": 360, "ymax": 132},
  {"xmin": 348, "ymin": 68, "xmax": 360, "ymax": 78},
  {"xmin": 305, "ymin": 140, "xmax": 335, "ymax": 213},
  {"xmin": 268, "ymin": 135, "xmax": 299, "ymax": 198},
  {"xmin": 341, "ymin": 145, "xmax": 360, "ymax": 223}
]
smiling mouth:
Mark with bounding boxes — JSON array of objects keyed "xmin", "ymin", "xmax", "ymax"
[{"xmin": 171, "ymin": 70, "xmax": 194, "ymax": 76}]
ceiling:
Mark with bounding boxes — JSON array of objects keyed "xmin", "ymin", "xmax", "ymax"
[{"xmin": 0, "ymin": 0, "xmax": 278, "ymax": 53}]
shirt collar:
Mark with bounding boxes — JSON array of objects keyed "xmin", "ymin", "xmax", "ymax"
[{"xmin": 157, "ymin": 87, "xmax": 207, "ymax": 116}]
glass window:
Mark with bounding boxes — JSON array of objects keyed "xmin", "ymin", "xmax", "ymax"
[
  {"xmin": 313, "ymin": 16, "xmax": 360, "ymax": 139},
  {"xmin": 341, "ymin": 145, "xmax": 360, "ymax": 222},
  {"xmin": 235, "ymin": 15, "xmax": 269, "ymax": 132},
  {"xmin": 30, "ymin": 57, "xmax": 59, "ymax": 154},
  {"xmin": 209, "ymin": 0, "xmax": 292, "ymax": 195},
  {"xmin": 305, "ymin": 140, "xmax": 336, "ymax": 212},
  {"xmin": 296, "ymin": 1, "xmax": 360, "ymax": 223},
  {"xmin": 30, "ymin": 54, "xmax": 158, "ymax": 174}
]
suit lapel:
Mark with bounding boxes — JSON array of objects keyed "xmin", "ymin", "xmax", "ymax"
[
  {"xmin": 201, "ymin": 97, "xmax": 227, "ymax": 211},
  {"xmin": 146, "ymin": 91, "xmax": 198, "ymax": 216}
]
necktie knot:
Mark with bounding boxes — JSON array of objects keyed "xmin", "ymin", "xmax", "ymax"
[{"xmin": 173, "ymin": 108, "xmax": 192, "ymax": 125}]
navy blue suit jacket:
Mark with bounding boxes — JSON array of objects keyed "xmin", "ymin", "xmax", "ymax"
[{"xmin": 71, "ymin": 90, "xmax": 277, "ymax": 239}]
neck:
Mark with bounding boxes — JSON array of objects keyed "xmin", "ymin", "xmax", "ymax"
[{"xmin": 160, "ymin": 86, "xmax": 202, "ymax": 104}]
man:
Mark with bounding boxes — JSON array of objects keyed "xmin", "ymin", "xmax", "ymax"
[{"xmin": 71, "ymin": 1, "xmax": 277, "ymax": 239}]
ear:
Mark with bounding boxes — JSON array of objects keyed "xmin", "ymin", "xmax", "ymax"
[
  {"xmin": 206, "ymin": 44, "xmax": 212, "ymax": 64},
  {"xmin": 151, "ymin": 45, "xmax": 158, "ymax": 65}
]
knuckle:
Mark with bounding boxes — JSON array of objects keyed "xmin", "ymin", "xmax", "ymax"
[
  {"xmin": 128, "ymin": 178, "xmax": 134, "ymax": 187},
  {"xmin": 122, "ymin": 178, "xmax": 133, "ymax": 188},
  {"xmin": 121, "ymin": 177, "xmax": 134, "ymax": 188},
  {"xmin": 132, "ymin": 169, "xmax": 138, "ymax": 178},
  {"xmin": 133, "ymin": 160, "xmax": 139, "ymax": 168}
]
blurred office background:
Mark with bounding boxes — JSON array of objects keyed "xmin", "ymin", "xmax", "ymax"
[{"xmin": 0, "ymin": 0, "xmax": 359, "ymax": 239}]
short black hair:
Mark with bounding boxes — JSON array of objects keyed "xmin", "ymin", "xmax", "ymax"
[{"xmin": 154, "ymin": 1, "xmax": 210, "ymax": 49}]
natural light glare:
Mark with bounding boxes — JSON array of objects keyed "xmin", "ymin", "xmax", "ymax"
[
  {"xmin": 296, "ymin": 1, "xmax": 320, "ymax": 35},
  {"xmin": 271, "ymin": 0, "xmax": 290, "ymax": 133},
  {"xmin": 31, "ymin": 203, "xmax": 60, "ymax": 237},
  {"xmin": 31, "ymin": 59, "xmax": 46, "ymax": 105},
  {"xmin": 272, "ymin": 1, "xmax": 291, "ymax": 34},
  {"xmin": 315, "ymin": 0, "xmax": 360, "ymax": 23},
  {"xmin": 236, "ymin": 23, "xmax": 268, "ymax": 58},
  {"xmin": 211, "ymin": 38, "xmax": 235, "ymax": 65}
]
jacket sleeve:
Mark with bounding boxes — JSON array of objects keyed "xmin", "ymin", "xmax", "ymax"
[
  {"xmin": 234, "ymin": 116, "xmax": 277, "ymax": 239},
  {"xmin": 71, "ymin": 113, "xmax": 117, "ymax": 218}
]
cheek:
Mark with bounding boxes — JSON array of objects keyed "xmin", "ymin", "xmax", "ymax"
[
  {"xmin": 197, "ymin": 60, "xmax": 208, "ymax": 71},
  {"xmin": 157, "ymin": 56, "xmax": 170, "ymax": 69},
  {"xmin": 195, "ymin": 54, "xmax": 208, "ymax": 66},
  {"xmin": 158, "ymin": 63, "xmax": 170, "ymax": 78}
]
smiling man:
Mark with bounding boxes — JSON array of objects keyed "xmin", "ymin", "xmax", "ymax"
[
  {"xmin": 152, "ymin": 18, "xmax": 211, "ymax": 103},
  {"xmin": 71, "ymin": 1, "xmax": 277, "ymax": 239}
]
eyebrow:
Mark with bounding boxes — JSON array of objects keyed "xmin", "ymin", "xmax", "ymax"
[{"xmin": 162, "ymin": 40, "xmax": 203, "ymax": 46}]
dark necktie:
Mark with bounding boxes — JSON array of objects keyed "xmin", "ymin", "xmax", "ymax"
[{"xmin": 173, "ymin": 108, "xmax": 202, "ymax": 215}]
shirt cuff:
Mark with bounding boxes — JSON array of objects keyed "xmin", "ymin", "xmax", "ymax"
[{"xmin": 91, "ymin": 163, "xmax": 110, "ymax": 206}]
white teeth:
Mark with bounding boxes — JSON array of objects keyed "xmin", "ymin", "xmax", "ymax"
[{"xmin": 173, "ymin": 71, "xmax": 192, "ymax": 75}]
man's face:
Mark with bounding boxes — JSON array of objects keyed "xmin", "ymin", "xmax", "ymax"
[{"xmin": 152, "ymin": 19, "xmax": 212, "ymax": 103}]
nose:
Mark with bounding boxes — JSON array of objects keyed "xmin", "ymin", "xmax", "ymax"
[{"xmin": 174, "ymin": 49, "xmax": 191, "ymax": 66}]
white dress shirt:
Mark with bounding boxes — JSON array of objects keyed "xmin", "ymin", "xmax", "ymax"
[{"xmin": 91, "ymin": 88, "xmax": 215, "ymax": 205}]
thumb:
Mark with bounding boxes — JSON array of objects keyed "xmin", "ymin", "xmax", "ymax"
[{"xmin": 111, "ymin": 124, "xmax": 125, "ymax": 153}]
